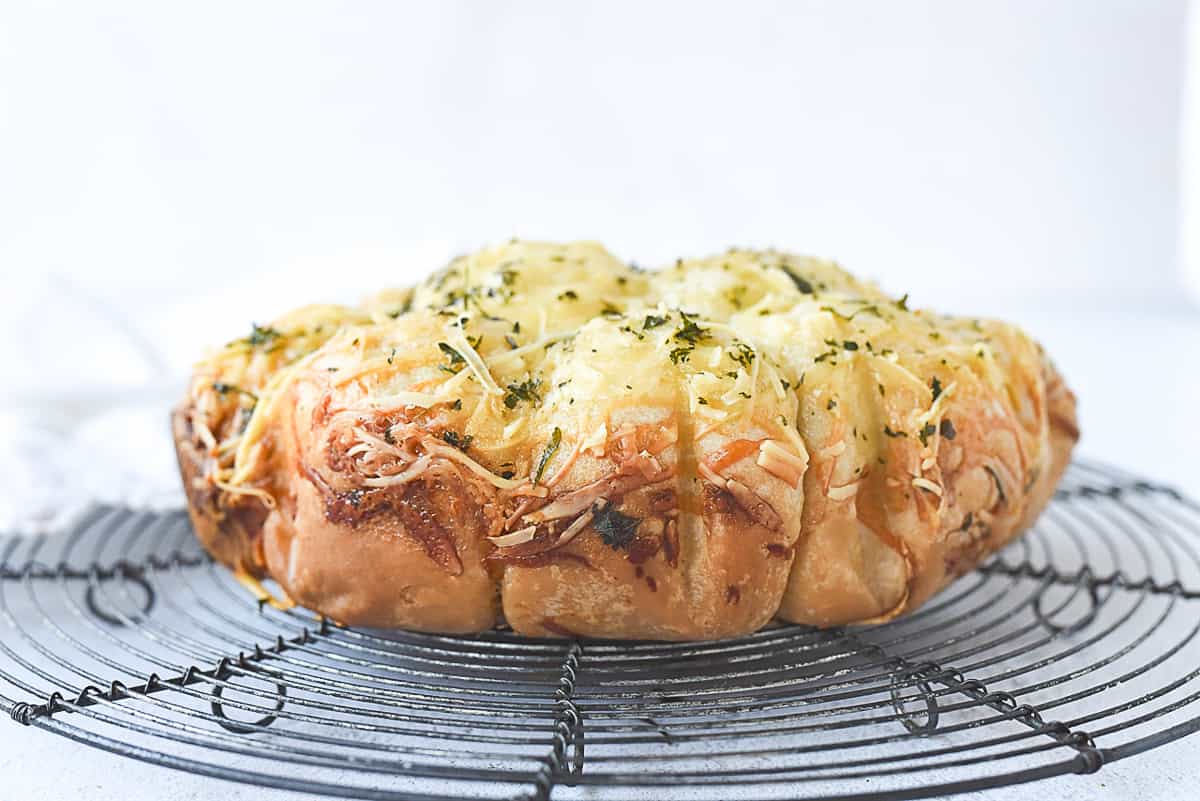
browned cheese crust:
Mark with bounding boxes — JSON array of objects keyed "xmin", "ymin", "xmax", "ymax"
[{"xmin": 174, "ymin": 242, "xmax": 1078, "ymax": 639}]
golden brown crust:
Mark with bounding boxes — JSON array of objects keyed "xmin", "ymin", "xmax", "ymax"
[
  {"xmin": 499, "ymin": 421, "xmax": 804, "ymax": 640},
  {"xmin": 172, "ymin": 242, "xmax": 1079, "ymax": 640},
  {"xmin": 259, "ymin": 373, "xmax": 504, "ymax": 632},
  {"xmin": 774, "ymin": 358, "xmax": 1078, "ymax": 627}
]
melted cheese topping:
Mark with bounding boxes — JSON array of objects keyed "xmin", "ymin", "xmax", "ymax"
[{"xmin": 189, "ymin": 240, "xmax": 1046, "ymax": 491}]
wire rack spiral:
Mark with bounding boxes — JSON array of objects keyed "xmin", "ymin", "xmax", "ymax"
[{"xmin": 2, "ymin": 460, "xmax": 1199, "ymax": 801}]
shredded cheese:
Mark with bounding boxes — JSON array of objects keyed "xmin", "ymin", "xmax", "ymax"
[
  {"xmin": 233, "ymin": 570, "xmax": 295, "ymax": 610},
  {"xmin": 193, "ymin": 416, "xmax": 218, "ymax": 454},
  {"xmin": 581, "ymin": 421, "xmax": 608, "ymax": 455},
  {"xmin": 553, "ymin": 511, "xmax": 594, "ymax": 548},
  {"xmin": 543, "ymin": 437, "xmax": 583, "ymax": 488},
  {"xmin": 756, "ymin": 439, "xmax": 807, "ymax": 489},
  {"xmin": 916, "ymin": 381, "xmax": 958, "ymax": 429},
  {"xmin": 212, "ymin": 477, "xmax": 276, "ymax": 507},
  {"xmin": 698, "ymin": 462, "xmax": 727, "ymax": 487},
  {"xmin": 488, "ymin": 526, "xmax": 537, "ymax": 547},
  {"xmin": 827, "ymin": 482, "xmax": 859, "ymax": 501},
  {"xmin": 818, "ymin": 440, "xmax": 847, "ymax": 460},
  {"xmin": 912, "ymin": 477, "xmax": 944, "ymax": 496},
  {"xmin": 503, "ymin": 417, "xmax": 527, "ymax": 440},
  {"xmin": 369, "ymin": 390, "xmax": 444, "ymax": 409},
  {"xmin": 229, "ymin": 347, "xmax": 324, "ymax": 485},
  {"xmin": 423, "ymin": 442, "xmax": 527, "ymax": 489},
  {"xmin": 449, "ymin": 333, "xmax": 504, "ymax": 396},
  {"xmin": 361, "ymin": 456, "xmax": 433, "ymax": 487}
]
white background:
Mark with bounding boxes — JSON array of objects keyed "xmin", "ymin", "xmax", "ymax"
[
  {"xmin": 0, "ymin": 1, "xmax": 1198, "ymax": 799},
  {"xmin": 0, "ymin": 0, "xmax": 1191, "ymax": 347}
]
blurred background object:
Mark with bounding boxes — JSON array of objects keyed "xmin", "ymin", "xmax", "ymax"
[{"xmin": 0, "ymin": 0, "xmax": 1196, "ymax": 534}]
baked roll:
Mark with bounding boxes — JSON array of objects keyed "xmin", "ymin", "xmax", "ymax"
[{"xmin": 174, "ymin": 241, "xmax": 1078, "ymax": 639}]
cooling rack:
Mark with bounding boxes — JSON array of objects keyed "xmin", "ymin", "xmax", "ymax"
[{"xmin": 1, "ymin": 460, "xmax": 1198, "ymax": 801}]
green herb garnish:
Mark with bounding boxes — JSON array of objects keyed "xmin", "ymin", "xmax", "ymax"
[
  {"xmin": 438, "ymin": 342, "xmax": 466, "ymax": 373},
  {"xmin": 212, "ymin": 382, "xmax": 257, "ymax": 401},
  {"xmin": 236, "ymin": 323, "xmax": 282, "ymax": 348},
  {"xmin": 668, "ymin": 346, "xmax": 692, "ymax": 365},
  {"xmin": 918, "ymin": 423, "xmax": 937, "ymax": 447},
  {"xmin": 592, "ymin": 502, "xmax": 639, "ymax": 550},
  {"xmin": 441, "ymin": 430, "xmax": 474, "ymax": 452},
  {"xmin": 532, "ymin": 427, "xmax": 562, "ymax": 485},
  {"xmin": 730, "ymin": 342, "xmax": 755, "ymax": 369},
  {"xmin": 820, "ymin": 304, "xmax": 881, "ymax": 322},
  {"xmin": 781, "ymin": 265, "xmax": 814, "ymax": 294},
  {"xmin": 504, "ymin": 377, "xmax": 543, "ymax": 409},
  {"xmin": 813, "ymin": 348, "xmax": 838, "ymax": 363},
  {"xmin": 673, "ymin": 312, "xmax": 710, "ymax": 345}
]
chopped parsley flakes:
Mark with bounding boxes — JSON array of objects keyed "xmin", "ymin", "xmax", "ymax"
[
  {"xmin": 235, "ymin": 323, "xmax": 282, "ymax": 349},
  {"xmin": 780, "ymin": 265, "xmax": 814, "ymax": 294},
  {"xmin": 730, "ymin": 342, "xmax": 755, "ymax": 369},
  {"xmin": 441, "ymin": 430, "xmax": 473, "ymax": 451},
  {"xmin": 592, "ymin": 502, "xmax": 640, "ymax": 550},
  {"xmin": 437, "ymin": 342, "xmax": 466, "ymax": 374},
  {"xmin": 673, "ymin": 312, "xmax": 710, "ymax": 345},
  {"xmin": 669, "ymin": 346, "xmax": 692, "ymax": 365},
  {"xmin": 504, "ymin": 377, "xmax": 543, "ymax": 409},
  {"xmin": 918, "ymin": 423, "xmax": 937, "ymax": 447},
  {"xmin": 212, "ymin": 382, "xmax": 257, "ymax": 401},
  {"xmin": 532, "ymin": 427, "xmax": 562, "ymax": 485}
]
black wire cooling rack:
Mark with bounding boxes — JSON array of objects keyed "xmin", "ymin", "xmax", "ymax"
[{"xmin": 1, "ymin": 460, "xmax": 1199, "ymax": 801}]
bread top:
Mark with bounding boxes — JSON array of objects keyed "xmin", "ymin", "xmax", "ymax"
[{"xmin": 186, "ymin": 241, "xmax": 1055, "ymax": 530}]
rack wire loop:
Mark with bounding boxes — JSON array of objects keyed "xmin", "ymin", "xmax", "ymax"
[
  {"xmin": 210, "ymin": 673, "xmax": 288, "ymax": 734},
  {"xmin": 84, "ymin": 568, "xmax": 156, "ymax": 626},
  {"xmin": 888, "ymin": 669, "xmax": 940, "ymax": 734}
]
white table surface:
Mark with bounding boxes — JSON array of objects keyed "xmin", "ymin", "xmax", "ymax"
[{"xmin": 1, "ymin": 296, "xmax": 1198, "ymax": 800}]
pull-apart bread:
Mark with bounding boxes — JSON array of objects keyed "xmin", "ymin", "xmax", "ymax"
[{"xmin": 174, "ymin": 241, "xmax": 1078, "ymax": 639}]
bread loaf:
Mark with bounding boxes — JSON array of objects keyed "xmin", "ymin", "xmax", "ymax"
[{"xmin": 174, "ymin": 241, "xmax": 1078, "ymax": 639}]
